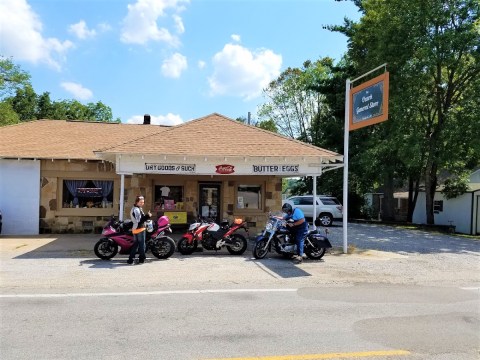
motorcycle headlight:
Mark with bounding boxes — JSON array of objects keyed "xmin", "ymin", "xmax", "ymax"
[{"xmin": 265, "ymin": 222, "xmax": 273, "ymax": 231}]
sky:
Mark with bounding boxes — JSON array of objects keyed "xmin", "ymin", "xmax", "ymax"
[{"xmin": 0, "ymin": 0, "xmax": 361, "ymax": 125}]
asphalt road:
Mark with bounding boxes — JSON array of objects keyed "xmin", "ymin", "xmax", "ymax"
[{"xmin": 0, "ymin": 223, "xmax": 479, "ymax": 360}]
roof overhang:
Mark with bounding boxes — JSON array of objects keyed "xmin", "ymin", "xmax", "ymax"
[{"xmin": 94, "ymin": 152, "xmax": 343, "ymax": 177}]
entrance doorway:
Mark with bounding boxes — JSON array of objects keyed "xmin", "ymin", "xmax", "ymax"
[{"xmin": 199, "ymin": 183, "xmax": 221, "ymax": 223}]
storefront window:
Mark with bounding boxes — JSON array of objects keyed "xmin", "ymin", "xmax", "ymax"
[
  {"xmin": 62, "ymin": 180, "xmax": 114, "ymax": 208},
  {"xmin": 154, "ymin": 185, "xmax": 184, "ymax": 210},
  {"xmin": 237, "ymin": 184, "xmax": 262, "ymax": 209}
]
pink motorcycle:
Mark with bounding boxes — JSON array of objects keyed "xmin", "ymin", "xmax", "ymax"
[{"xmin": 94, "ymin": 215, "xmax": 176, "ymax": 260}]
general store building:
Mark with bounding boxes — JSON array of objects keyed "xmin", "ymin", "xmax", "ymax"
[{"xmin": 0, "ymin": 113, "xmax": 343, "ymax": 235}]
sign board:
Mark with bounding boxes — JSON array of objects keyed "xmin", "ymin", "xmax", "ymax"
[{"xmin": 350, "ymin": 72, "xmax": 389, "ymax": 131}]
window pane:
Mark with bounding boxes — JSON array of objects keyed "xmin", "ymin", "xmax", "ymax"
[
  {"xmin": 154, "ymin": 185, "xmax": 184, "ymax": 210},
  {"xmin": 320, "ymin": 197, "xmax": 340, "ymax": 205},
  {"xmin": 237, "ymin": 185, "xmax": 262, "ymax": 209},
  {"xmin": 63, "ymin": 180, "xmax": 113, "ymax": 208}
]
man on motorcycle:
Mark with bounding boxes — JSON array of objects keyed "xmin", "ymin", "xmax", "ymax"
[{"xmin": 282, "ymin": 203, "xmax": 308, "ymax": 264}]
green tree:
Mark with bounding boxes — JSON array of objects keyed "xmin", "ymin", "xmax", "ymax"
[
  {"xmin": 332, "ymin": 0, "xmax": 480, "ymax": 224},
  {"xmin": 9, "ymin": 84, "xmax": 37, "ymax": 121},
  {"xmin": 256, "ymin": 119, "xmax": 278, "ymax": 132},
  {"xmin": 0, "ymin": 102, "xmax": 20, "ymax": 126},
  {"xmin": 258, "ymin": 59, "xmax": 332, "ymax": 141},
  {"xmin": 0, "ymin": 56, "xmax": 31, "ymax": 99},
  {"xmin": 37, "ymin": 92, "xmax": 55, "ymax": 119}
]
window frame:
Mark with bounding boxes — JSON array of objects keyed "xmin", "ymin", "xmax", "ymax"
[
  {"xmin": 56, "ymin": 176, "xmax": 117, "ymax": 216},
  {"xmin": 235, "ymin": 182, "xmax": 265, "ymax": 213}
]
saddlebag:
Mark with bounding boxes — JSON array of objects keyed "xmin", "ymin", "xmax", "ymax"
[{"xmin": 310, "ymin": 234, "xmax": 332, "ymax": 248}]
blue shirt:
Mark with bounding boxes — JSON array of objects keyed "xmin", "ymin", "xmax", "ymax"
[{"xmin": 284, "ymin": 207, "xmax": 305, "ymax": 222}]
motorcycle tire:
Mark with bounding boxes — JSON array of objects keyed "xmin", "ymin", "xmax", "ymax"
[
  {"xmin": 94, "ymin": 238, "xmax": 118, "ymax": 260},
  {"xmin": 177, "ymin": 237, "xmax": 197, "ymax": 255},
  {"xmin": 252, "ymin": 238, "xmax": 269, "ymax": 259},
  {"xmin": 226, "ymin": 234, "xmax": 248, "ymax": 255},
  {"xmin": 151, "ymin": 237, "xmax": 176, "ymax": 259},
  {"xmin": 305, "ymin": 246, "xmax": 327, "ymax": 260}
]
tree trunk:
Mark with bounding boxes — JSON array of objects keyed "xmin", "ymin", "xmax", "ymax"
[
  {"xmin": 425, "ymin": 160, "xmax": 438, "ymax": 225},
  {"xmin": 381, "ymin": 172, "xmax": 395, "ymax": 221},
  {"xmin": 407, "ymin": 175, "xmax": 419, "ymax": 223}
]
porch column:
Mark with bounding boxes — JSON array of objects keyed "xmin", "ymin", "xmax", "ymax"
[{"xmin": 119, "ymin": 174, "xmax": 125, "ymax": 221}]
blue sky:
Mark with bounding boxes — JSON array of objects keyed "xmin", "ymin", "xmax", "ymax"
[{"xmin": 0, "ymin": 0, "xmax": 361, "ymax": 125}]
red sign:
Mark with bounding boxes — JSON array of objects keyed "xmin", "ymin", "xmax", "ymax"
[{"xmin": 215, "ymin": 164, "xmax": 235, "ymax": 174}]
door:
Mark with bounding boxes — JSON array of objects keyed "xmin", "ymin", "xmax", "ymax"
[{"xmin": 199, "ymin": 183, "xmax": 221, "ymax": 223}]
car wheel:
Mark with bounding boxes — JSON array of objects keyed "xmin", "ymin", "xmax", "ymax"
[{"xmin": 318, "ymin": 213, "xmax": 333, "ymax": 227}]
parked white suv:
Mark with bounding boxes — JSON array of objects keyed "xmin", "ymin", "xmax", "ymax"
[{"xmin": 282, "ymin": 195, "xmax": 343, "ymax": 226}]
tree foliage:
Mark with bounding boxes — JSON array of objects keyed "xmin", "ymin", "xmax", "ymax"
[{"xmin": 331, "ymin": 0, "xmax": 480, "ymax": 223}]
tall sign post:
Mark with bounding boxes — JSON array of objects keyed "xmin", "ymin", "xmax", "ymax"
[{"xmin": 342, "ymin": 64, "xmax": 389, "ymax": 253}]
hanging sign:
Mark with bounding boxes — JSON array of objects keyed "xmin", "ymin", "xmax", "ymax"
[{"xmin": 350, "ymin": 72, "xmax": 389, "ymax": 131}]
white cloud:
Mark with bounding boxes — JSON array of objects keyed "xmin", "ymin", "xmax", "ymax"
[
  {"xmin": 198, "ymin": 60, "xmax": 206, "ymax": 69},
  {"xmin": 60, "ymin": 82, "xmax": 93, "ymax": 100},
  {"xmin": 208, "ymin": 43, "xmax": 282, "ymax": 100},
  {"xmin": 98, "ymin": 23, "xmax": 112, "ymax": 32},
  {"xmin": 69, "ymin": 20, "xmax": 96, "ymax": 39},
  {"xmin": 161, "ymin": 53, "xmax": 187, "ymax": 78},
  {"xmin": 0, "ymin": 0, "xmax": 73, "ymax": 70},
  {"xmin": 126, "ymin": 113, "xmax": 183, "ymax": 126},
  {"xmin": 231, "ymin": 34, "xmax": 241, "ymax": 42},
  {"xmin": 120, "ymin": 0, "xmax": 189, "ymax": 46},
  {"xmin": 172, "ymin": 14, "xmax": 185, "ymax": 34}
]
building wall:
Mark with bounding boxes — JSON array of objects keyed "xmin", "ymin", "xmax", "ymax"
[
  {"xmin": 38, "ymin": 162, "xmax": 282, "ymax": 235},
  {"xmin": 0, "ymin": 159, "xmax": 40, "ymax": 235},
  {"xmin": 412, "ymin": 192, "xmax": 473, "ymax": 234},
  {"xmin": 40, "ymin": 159, "xmax": 119, "ymax": 233}
]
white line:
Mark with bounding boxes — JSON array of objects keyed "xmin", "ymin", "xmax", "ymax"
[
  {"xmin": 0, "ymin": 288, "xmax": 298, "ymax": 299},
  {"xmin": 460, "ymin": 287, "xmax": 480, "ymax": 291}
]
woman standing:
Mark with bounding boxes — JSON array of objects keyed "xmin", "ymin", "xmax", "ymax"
[{"xmin": 128, "ymin": 195, "xmax": 151, "ymax": 264}]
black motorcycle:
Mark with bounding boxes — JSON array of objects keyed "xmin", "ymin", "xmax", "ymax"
[{"xmin": 252, "ymin": 213, "xmax": 332, "ymax": 260}]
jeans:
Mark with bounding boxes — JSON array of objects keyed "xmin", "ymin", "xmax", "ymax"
[
  {"xmin": 293, "ymin": 226, "xmax": 308, "ymax": 256},
  {"xmin": 129, "ymin": 230, "xmax": 146, "ymax": 261}
]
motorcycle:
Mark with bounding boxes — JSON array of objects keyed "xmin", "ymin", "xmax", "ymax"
[
  {"xmin": 252, "ymin": 212, "xmax": 332, "ymax": 260},
  {"xmin": 94, "ymin": 215, "xmax": 176, "ymax": 260},
  {"xmin": 177, "ymin": 217, "xmax": 249, "ymax": 255}
]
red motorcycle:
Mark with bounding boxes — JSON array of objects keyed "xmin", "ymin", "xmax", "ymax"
[
  {"xmin": 94, "ymin": 215, "xmax": 176, "ymax": 260},
  {"xmin": 177, "ymin": 218, "xmax": 249, "ymax": 255}
]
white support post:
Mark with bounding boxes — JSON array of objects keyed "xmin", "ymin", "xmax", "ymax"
[
  {"xmin": 313, "ymin": 175, "xmax": 317, "ymax": 229},
  {"xmin": 119, "ymin": 174, "xmax": 125, "ymax": 221},
  {"xmin": 342, "ymin": 79, "xmax": 351, "ymax": 254}
]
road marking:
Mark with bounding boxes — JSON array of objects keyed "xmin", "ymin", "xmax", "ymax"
[
  {"xmin": 0, "ymin": 288, "xmax": 297, "ymax": 298},
  {"xmin": 202, "ymin": 350, "xmax": 411, "ymax": 359}
]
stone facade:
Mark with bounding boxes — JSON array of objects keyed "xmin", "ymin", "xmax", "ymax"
[{"xmin": 39, "ymin": 160, "xmax": 282, "ymax": 235}]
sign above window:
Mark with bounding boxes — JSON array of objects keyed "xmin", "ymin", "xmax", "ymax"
[
  {"xmin": 76, "ymin": 188, "xmax": 103, "ymax": 197},
  {"xmin": 145, "ymin": 163, "xmax": 196, "ymax": 174}
]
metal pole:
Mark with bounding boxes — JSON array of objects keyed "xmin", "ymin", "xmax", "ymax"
[
  {"xmin": 313, "ymin": 175, "xmax": 317, "ymax": 229},
  {"xmin": 119, "ymin": 174, "xmax": 125, "ymax": 221},
  {"xmin": 342, "ymin": 79, "xmax": 351, "ymax": 254}
]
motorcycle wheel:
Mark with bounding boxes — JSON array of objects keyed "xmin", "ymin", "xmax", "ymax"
[
  {"xmin": 94, "ymin": 238, "xmax": 118, "ymax": 260},
  {"xmin": 177, "ymin": 237, "xmax": 197, "ymax": 255},
  {"xmin": 305, "ymin": 246, "xmax": 326, "ymax": 260},
  {"xmin": 226, "ymin": 234, "xmax": 248, "ymax": 255},
  {"xmin": 252, "ymin": 238, "xmax": 269, "ymax": 259},
  {"xmin": 151, "ymin": 237, "xmax": 176, "ymax": 259}
]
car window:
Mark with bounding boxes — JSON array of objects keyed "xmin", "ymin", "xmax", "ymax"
[
  {"xmin": 290, "ymin": 197, "xmax": 301, "ymax": 205},
  {"xmin": 319, "ymin": 197, "xmax": 340, "ymax": 205},
  {"xmin": 298, "ymin": 197, "xmax": 313, "ymax": 205}
]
